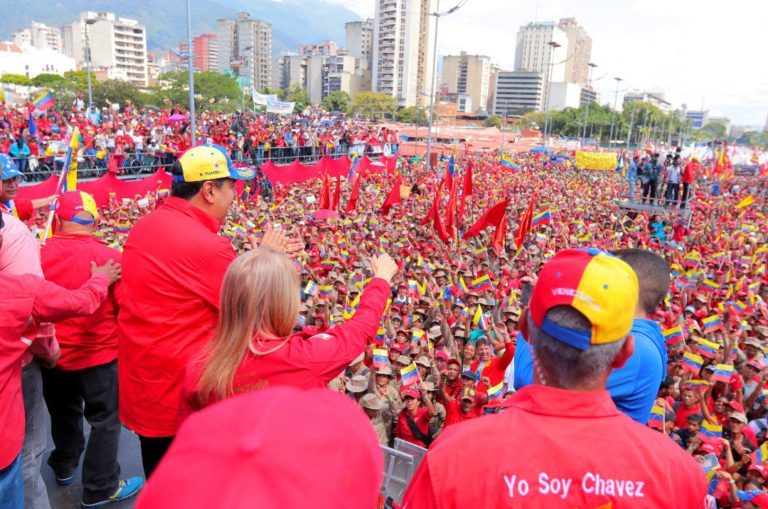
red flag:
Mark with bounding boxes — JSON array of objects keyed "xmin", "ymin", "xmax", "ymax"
[
  {"xmin": 431, "ymin": 181, "xmax": 450, "ymax": 244},
  {"xmin": 457, "ymin": 160, "xmax": 473, "ymax": 225},
  {"xmin": 344, "ymin": 174, "xmax": 361, "ymax": 214},
  {"xmin": 420, "ymin": 180, "xmax": 443, "ymax": 226},
  {"xmin": 444, "ymin": 179, "xmax": 457, "ymax": 241},
  {"xmin": 318, "ymin": 172, "xmax": 331, "ymax": 210},
  {"xmin": 107, "ymin": 155, "xmax": 118, "ymax": 175},
  {"xmin": 462, "ymin": 199, "xmax": 509, "ymax": 240},
  {"xmin": 331, "ymin": 175, "xmax": 341, "ymax": 210},
  {"xmin": 514, "ymin": 193, "xmax": 535, "ymax": 249},
  {"xmin": 381, "ymin": 177, "xmax": 402, "ymax": 216},
  {"xmin": 491, "ymin": 211, "xmax": 507, "ymax": 257}
]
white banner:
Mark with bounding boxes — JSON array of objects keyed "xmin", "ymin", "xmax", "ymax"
[
  {"xmin": 251, "ymin": 87, "xmax": 278, "ymax": 106},
  {"xmin": 266, "ymin": 98, "xmax": 295, "ymax": 115}
]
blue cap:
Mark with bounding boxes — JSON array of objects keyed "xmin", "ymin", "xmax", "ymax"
[{"xmin": 0, "ymin": 154, "xmax": 23, "ymax": 180}]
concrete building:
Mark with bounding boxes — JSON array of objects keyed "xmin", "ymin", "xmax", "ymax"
[
  {"xmin": 684, "ymin": 109, "xmax": 709, "ymax": 129},
  {"xmin": 193, "ymin": 34, "xmax": 218, "ymax": 72},
  {"xmin": 492, "ymin": 71, "xmax": 544, "ymax": 117},
  {"xmin": 13, "ymin": 22, "xmax": 62, "ymax": 52},
  {"xmin": 61, "ymin": 12, "xmax": 149, "ymax": 86},
  {"xmin": 513, "ymin": 21, "xmax": 568, "ymax": 109},
  {"xmin": 548, "ymin": 82, "xmax": 582, "ymax": 111},
  {"xmin": 557, "ymin": 18, "xmax": 591, "ymax": 86},
  {"xmin": 623, "ymin": 90, "xmax": 672, "ymax": 114},
  {"xmin": 280, "ymin": 53, "xmax": 361, "ymax": 105},
  {"xmin": 279, "ymin": 53, "xmax": 307, "ymax": 90},
  {"xmin": 441, "ymin": 52, "xmax": 492, "ymax": 115},
  {"xmin": 372, "ymin": 0, "xmax": 436, "ymax": 107},
  {"xmin": 299, "ymin": 40, "xmax": 338, "ymax": 57},
  {"xmin": 580, "ymin": 86, "xmax": 598, "ymax": 107},
  {"xmin": 216, "ymin": 12, "xmax": 272, "ymax": 91},
  {"xmin": 345, "ymin": 19, "xmax": 374, "ymax": 71},
  {"xmin": 0, "ymin": 42, "xmax": 75, "ymax": 78}
]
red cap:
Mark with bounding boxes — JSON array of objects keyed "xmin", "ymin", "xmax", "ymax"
[
  {"xmin": 389, "ymin": 343, "xmax": 406, "ymax": 353},
  {"xmin": 447, "ymin": 358, "xmax": 461, "ymax": 368},
  {"xmin": 55, "ymin": 190, "xmax": 99, "ymax": 222},
  {"xmin": 135, "ymin": 387, "xmax": 383, "ymax": 509},
  {"xmin": 727, "ymin": 400, "xmax": 745, "ymax": 413},
  {"xmin": 402, "ymin": 388, "xmax": 421, "ymax": 400},
  {"xmin": 435, "ymin": 351, "xmax": 448, "ymax": 360}
]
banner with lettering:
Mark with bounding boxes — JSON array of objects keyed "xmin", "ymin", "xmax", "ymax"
[
  {"xmin": 575, "ymin": 151, "xmax": 618, "ymax": 171},
  {"xmin": 252, "ymin": 88, "xmax": 278, "ymax": 106},
  {"xmin": 266, "ymin": 99, "xmax": 296, "ymax": 115}
]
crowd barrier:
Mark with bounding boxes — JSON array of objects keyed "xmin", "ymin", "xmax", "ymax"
[{"xmin": 16, "ymin": 154, "xmax": 398, "ymax": 207}]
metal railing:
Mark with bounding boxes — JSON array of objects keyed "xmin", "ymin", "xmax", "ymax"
[{"xmin": 11, "ymin": 143, "xmax": 400, "ymax": 182}]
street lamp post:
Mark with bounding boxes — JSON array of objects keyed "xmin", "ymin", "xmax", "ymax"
[
  {"xmin": 542, "ymin": 41, "xmax": 561, "ymax": 145},
  {"xmin": 241, "ymin": 46, "xmax": 254, "ymax": 113},
  {"xmin": 425, "ymin": 0, "xmax": 467, "ymax": 170},
  {"xmin": 608, "ymin": 76, "xmax": 622, "ymax": 148},
  {"xmin": 185, "ymin": 0, "xmax": 197, "ymax": 146},
  {"xmin": 580, "ymin": 62, "xmax": 597, "ymax": 147},
  {"xmin": 84, "ymin": 18, "xmax": 97, "ymax": 108}
]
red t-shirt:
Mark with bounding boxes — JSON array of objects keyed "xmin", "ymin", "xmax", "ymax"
[
  {"xmin": 41, "ymin": 233, "xmax": 121, "ymax": 370},
  {"xmin": 403, "ymin": 385, "xmax": 707, "ymax": 508},
  {"xmin": 118, "ymin": 197, "xmax": 236, "ymax": 437},
  {"xmin": 673, "ymin": 403, "xmax": 702, "ymax": 429},
  {"xmin": 179, "ymin": 279, "xmax": 391, "ymax": 421},
  {"xmin": 395, "ymin": 407, "xmax": 431, "ymax": 448},
  {"xmin": 444, "ymin": 399, "xmax": 479, "ymax": 427},
  {"xmin": 0, "ymin": 272, "xmax": 109, "ymax": 469}
]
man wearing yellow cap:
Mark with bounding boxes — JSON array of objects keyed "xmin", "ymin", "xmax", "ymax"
[
  {"xmin": 403, "ymin": 248, "xmax": 706, "ymax": 508},
  {"xmin": 118, "ymin": 146, "xmax": 301, "ymax": 477},
  {"xmin": 40, "ymin": 190, "xmax": 144, "ymax": 507}
]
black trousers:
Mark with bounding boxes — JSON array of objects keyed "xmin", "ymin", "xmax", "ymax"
[
  {"xmin": 642, "ymin": 179, "xmax": 657, "ymax": 203},
  {"xmin": 138, "ymin": 435, "xmax": 174, "ymax": 479},
  {"xmin": 42, "ymin": 361, "xmax": 121, "ymax": 503},
  {"xmin": 681, "ymin": 182, "xmax": 691, "ymax": 208}
]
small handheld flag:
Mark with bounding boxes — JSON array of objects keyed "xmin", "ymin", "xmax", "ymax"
[
  {"xmin": 681, "ymin": 352, "xmax": 704, "ymax": 375},
  {"xmin": 711, "ymin": 364, "xmax": 734, "ymax": 384},
  {"xmin": 400, "ymin": 363, "xmax": 421, "ymax": 387},
  {"xmin": 372, "ymin": 348, "xmax": 388, "ymax": 368},
  {"xmin": 648, "ymin": 404, "xmax": 665, "ymax": 430}
]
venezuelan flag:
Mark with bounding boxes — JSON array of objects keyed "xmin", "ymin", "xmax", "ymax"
[
  {"xmin": 321, "ymin": 259, "xmax": 337, "ymax": 271},
  {"xmin": 372, "ymin": 348, "xmax": 388, "ymax": 368},
  {"xmin": 114, "ymin": 222, "xmax": 132, "ymax": 233},
  {"xmin": 696, "ymin": 337, "xmax": 720, "ymax": 358},
  {"xmin": 752, "ymin": 442, "xmax": 768, "ymax": 466},
  {"xmin": 472, "ymin": 274, "xmax": 492, "ymax": 292},
  {"xmin": 700, "ymin": 420, "xmax": 722, "ymax": 440},
  {"xmin": 459, "ymin": 277, "xmax": 469, "ymax": 294},
  {"xmin": 681, "ymin": 352, "xmax": 704, "ymax": 375},
  {"xmin": 712, "ymin": 364, "xmax": 734, "ymax": 383},
  {"xmin": 532, "ymin": 210, "xmax": 552, "ymax": 226},
  {"xmin": 500, "ymin": 153, "xmax": 520, "ymax": 171},
  {"xmin": 712, "ymin": 252, "xmax": 726, "ymax": 264},
  {"xmin": 735, "ymin": 195, "xmax": 754, "ymax": 210},
  {"xmin": 411, "ymin": 329, "xmax": 425, "ymax": 344},
  {"xmin": 33, "ymin": 90, "xmax": 55, "ymax": 111},
  {"xmin": 648, "ymin": 404, "xmax": 665, "ymax": 430},
  {"xmin": 686, "ymin": 379, "xmax": 710, "ymax": 389},
  {"xmin": 472, "ymin": 305, "xmax": 487, "ymax": 329},
  {"xmin": 663, "ymin": 325, "xmax": 684, "ymax": 343},
  {"xmin": 700, "ymin": 280, "xmax": 720, "ymax": 293},
  {"xmin": 400, "ymin": 363, "xmax": 420, "ymax": 387},
  {"xmin": 304, "ymin": 281, "xmax": 319, "ymax": 296},
  {"xmin": 702, "ymin": 315, "xmax": 722, "ymax": 333},
  {"xmin": 375, "ymin": 326, "xmax": 387, "ymax": 343},
  {"xmin": 487, "ymin": 381, "xmax": 505, "ymax": 400},
  {"xmin": 318, "ymin": 284, "xmax": 334, "ymax": 297}
]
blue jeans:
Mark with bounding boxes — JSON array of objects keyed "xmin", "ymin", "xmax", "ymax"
[
  {"xmin": 0, "ymin": 454, "xmax": 24, "ymax": 509},
  {"xmin": 22, "ymin": 360, "xmax": 51, "ymax": 509}
]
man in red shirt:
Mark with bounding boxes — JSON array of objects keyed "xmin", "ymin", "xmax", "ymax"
[
  {"xmin": 681, "ymin": 157, "xmax": 699, "ymax": 209},
  {"xmin": 470, "ymin": 336, "xmax": 514, "ymax": 398},
  {"xmin": 444, "ymin": 387, "xmax": 480, "ymax": 427},
  {"xmin": 403, "ymin": 248, "xmax": 707, "ymax": 508},
  {"xmin": 0, "ymin": 154, "xmax": 56, "ymax": 223},
  {"xmin": 119, "ymin": 146, "xmax": 299, "ymax": 477},
  {"xmin": 395, "ymin": 387, "xmax": 435, "ymax": 448},
  {"xmin": 40, "ymin": 191, "xmax": 143, "ymax": 506},
  {"xmin": 0, "ymin": 212, "xmax": 121, "ymax": 505}
]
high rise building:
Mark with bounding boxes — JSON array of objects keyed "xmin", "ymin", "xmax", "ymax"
[
  {"xmin": 13, "ymin": 22, "xmax": 62, "ymax": 52},
  {"xmin": 61, "ymin": 12, "xmax": 149, "ymax": 87},
  {"xmin": 557, "ymin": 18, "xmax": 592, "ymax": 85},
  {"xmin": 624, "ymin": 90, "xmax": 672, "ymax": 114},
  {"xmin": 441, "ymin": 52, "xmax": 493, "ymax": 114},
  {"xmin": 193, "ymin": 34, "xmax": 218, "ymax": 72},
  {"xmin": 279, "ymin": 53, "xmax": 307, "ymax": 90},
  {"xmin": 299, "ymin": 40, "xmax": 339, "ymax": 57},
  {"xmin": 372, "ymin": 0, "xmax": 436, "ymax": 107},
  {"xmin": 684, "ymin": 109, "xmax": 709, "ymax": 129},
  {"xmin": 216, "ymin": 12, "xmax": 272, "ymax": 90},
  {"xmin": 492, "ymin": 71, "xmax": 545, "ymax": 116},
  {"xmin": 345, "ymin": 19, "xmax": 373, "ymax": 71},
  {"xmin": 513, "ymin": 21, "xmax": 568, "ymax": 111},
  {"xmin": 280, "ymin": 53, "xmax": 362, "ymax": 105}
]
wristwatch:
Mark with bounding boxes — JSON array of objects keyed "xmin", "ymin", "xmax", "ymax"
[{"xmin": 729, "ymin": 479, "xmax": 736, "ymax": 485}]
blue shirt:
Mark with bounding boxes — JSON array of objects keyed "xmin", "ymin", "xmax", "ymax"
[{"xmin": 512, "ymin": 319, "xmax": 667, "ymax": 424}]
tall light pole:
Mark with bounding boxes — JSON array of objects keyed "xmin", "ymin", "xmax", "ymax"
[
  {"xmin": 625, "ymin": 101, "xmax": 636, "ymax": 148},
  {"xmin": 608, "ymin": 76, "xmax": 622, "ymax": 148},
  {"xmin": 580, "ymin": 62, "xmax": 597, "ymax": 147},
  {"xmin": 241, "ymin": 46, "xmax": 254, "ymax": 113},
  {"xmin": 84, "ymin": 18, "xmax": 97, "ymax": 108},
  {"xmin": 186, "ymin": 0, "xmax": 197, "ymax": 146},
  {"xmin": 542, "ymin": 40, "xmax": 561, "ymax": 145},
  {"xmin": 425, "ymin": 0, "xmax": 467, "ymax": 170}
]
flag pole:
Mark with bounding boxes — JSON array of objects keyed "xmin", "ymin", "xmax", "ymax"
[{"xmin": 41, "ymin": 137, "xmax": 77, "ymax": 239}]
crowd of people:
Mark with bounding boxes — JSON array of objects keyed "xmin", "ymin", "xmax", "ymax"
[{"xmin": 1, "ymin": 96, "xmax": 768, "ymax": 508}]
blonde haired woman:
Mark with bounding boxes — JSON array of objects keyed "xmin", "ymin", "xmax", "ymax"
[{"xmin": 180, "ymin": 248, "xmax": 398, "ymax": 419}]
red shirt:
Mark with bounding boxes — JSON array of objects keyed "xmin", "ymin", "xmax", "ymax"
[
  {"xmin": 41, "ymin": 233, "xmax": 121, "ymax": 370},
  {"xmin": 0, "ymin": 272, "xmax": 109, "ymax": 469},
  {"xmin": 118, "ymin": 197, "xmax": 236, "ymax": 437},
  {"xmin": 403, "ymin": 385, "xmax": 707, "ymax": 508},
  {"xmin": 395, "ymin": 407, "xmax": 431, "ymax": 448},
  {"xmin": 444, "ymin": 399, "xmax": 479, "ymax": 427},
  {"xmin": 179, "ymin": 279, "xmax": 391, "ymax": 421},
  {"xmin": 471, "ymin": 341, "xmax": 515, "ymax": 393},
  {"xmin": 673, "ymin": 403, "xmax": 702, "ymax": 429},
  {"xmin": 0, "ymin": 198, "xmax": 34, "ymax": 223}
]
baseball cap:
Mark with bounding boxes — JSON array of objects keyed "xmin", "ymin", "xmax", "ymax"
[
  {"xmin": 461, "ymin": 388, "xmax": 477, "ymax": 402},
  {"xmin": 135, "ymin": 387, "xmax": 383, "ymax": 508},
  {"xmin": 402, "ymin": 388, "xmax": 421, "ymax": 400},
  {"xmin": 461, "ymin": 370, "xmax": 475, "ymax": 380},
  {"xmin": 55, "ymin": 191, "xmax": 99, "ymax": 223},
  {"xmin": 730, "ymin": 412, "xmax": 748, "ymax": 424},
  {"xmin": 0, "ymin": 154, "xmax": 22, "ymax": 180},
  {"xmin": 174, "ymin": 146, "xmax": 255, "ymax": 183},
  {"xmin": 749, "ymin": 463, "xmax": 768, "ymax": 479},
  {"xmin": 529, "ymin": 248, "xmax": 639, "ymax": 351}
]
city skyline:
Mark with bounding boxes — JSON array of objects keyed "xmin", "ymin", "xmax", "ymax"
[{"xmin": 329, "ymin": 0, "xmax": 768, "ymax": 128}]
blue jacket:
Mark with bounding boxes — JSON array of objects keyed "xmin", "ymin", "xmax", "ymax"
[
  {"xmin": 513, "ymin": 319, "xmax": 667, "ymax": 424},
  {"xmin": 627, "ymin": 161, "xmax": 637, "ymax": 180}
]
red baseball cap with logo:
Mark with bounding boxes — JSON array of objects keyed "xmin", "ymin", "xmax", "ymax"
[
  {"xmin": 55, "ymin": 190, "xmax": 99, "ymax": 223},
  {"xmin": 135, "ymin": 387, "xmax": 382, "ymax": 509},
  {"xmin": 528, "ymin": 248, "xmax": 639, "ymax": 351}
]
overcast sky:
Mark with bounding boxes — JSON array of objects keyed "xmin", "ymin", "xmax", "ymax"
[{"xmin": 325, "ymin": 0, "xmax": 768, "ymax": 129}]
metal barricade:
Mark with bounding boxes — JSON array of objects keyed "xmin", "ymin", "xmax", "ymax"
[
  {"xmin": 380, "ymin": 445, "xmax": 417, "ymax": 506},
  {"xmin": 393, "ymin": 438, "xmax": 427, "ymax": 471}
]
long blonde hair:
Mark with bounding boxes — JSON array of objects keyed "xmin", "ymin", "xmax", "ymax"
[{"xmin": 196, "ymin": 247, "xmax": 300, "ymax": 405}]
